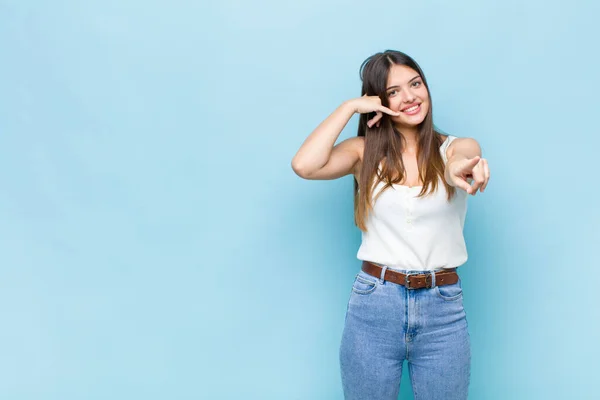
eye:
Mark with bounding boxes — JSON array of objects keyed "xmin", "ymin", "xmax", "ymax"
[
  {"xmin": 412, "ymin": 81, "xmax": 422, "ymax": 87},
  {"xmin": 388, "ymin": 90, "xmax": 397, "ymax": 97}
]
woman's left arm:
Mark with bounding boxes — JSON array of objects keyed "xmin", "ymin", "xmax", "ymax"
[{"xmin": 444, "ymin": 137, "xmax": 490, "ymax": 195}]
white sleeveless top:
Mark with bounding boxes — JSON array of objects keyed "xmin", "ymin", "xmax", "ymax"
[{"xmin": 356, "ymin": 135, "xmax": 468, "ymax": 271}]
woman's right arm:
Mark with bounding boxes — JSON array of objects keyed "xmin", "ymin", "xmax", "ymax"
[
  {"xmin": 291, "ymin": 100, "xmax": 360, "ymax": 180},
  {"xmin": 291, "ymin": 97, "xmax": 399, "ymax": 180}
]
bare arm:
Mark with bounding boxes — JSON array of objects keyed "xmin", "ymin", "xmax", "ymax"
[
  {"xmin": 294, "ymin": 135, "xmax": 364, "ymax": 180},
  {"xmin": 291, "ymin": 101, "xmax": 358, "ymax": 179},
  {"xmin": 445, "ymin": 137, "xmax": 482, "ymax": 163},
  {"xmin": 445, "ymin": 138, "xmax": 490, "ymax": 195},
  {"xmin": 292, "ymin": 97, "xmax": 398, "ymax": 180}
]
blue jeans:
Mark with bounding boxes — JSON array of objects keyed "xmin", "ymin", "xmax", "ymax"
[{"xmin": 339, "ymin": 267, "xmax": 471, "ymax": 400}]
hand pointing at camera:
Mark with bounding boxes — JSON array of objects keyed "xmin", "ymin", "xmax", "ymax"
[{"xmin": 446, "ymin": 156, "xmax": 490, "ymax": 195}]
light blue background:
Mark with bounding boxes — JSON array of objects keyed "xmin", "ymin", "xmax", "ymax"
[{"xmin": 1, "ymin": 1, "xmax": 598, "ymax": 399}]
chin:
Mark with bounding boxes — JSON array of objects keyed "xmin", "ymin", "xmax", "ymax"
[{"xmin": 393, "ymin": 116, "xmax": 426, "ymax": 129}]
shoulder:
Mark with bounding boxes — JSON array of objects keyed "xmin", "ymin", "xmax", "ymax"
[
  {"xmin": 445, "ymin": 136, "xmax": 481, "ymax": 160},
  {"xmin": 351, "ymin": 135, "xmax": 365, "ymax": 154},
  {"xmin": 343, "ymin": 136, "xmax": 365, "ymax": 162}
]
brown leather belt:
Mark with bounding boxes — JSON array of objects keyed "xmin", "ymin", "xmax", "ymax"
[{"xmin": 362, "ymin": 261, "xmax": 459, "ymax": 289}]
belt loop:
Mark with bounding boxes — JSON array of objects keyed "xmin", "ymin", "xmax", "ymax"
[
  {"xmin": 379, "ymin": 265, "xmax": 388, "ymax": 284},
  {"xmin": 430, "ymin": 270, "xmax": 436, "ymax": 288}
]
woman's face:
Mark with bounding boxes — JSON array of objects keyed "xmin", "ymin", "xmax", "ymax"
[{"xmin": 384, "ymin": 64, "xmax": 429, "ymax": 128}]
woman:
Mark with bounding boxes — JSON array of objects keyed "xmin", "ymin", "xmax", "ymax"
[{"xmin": 291, "ymin": 50, "xmax": 490, "ymax": 400}]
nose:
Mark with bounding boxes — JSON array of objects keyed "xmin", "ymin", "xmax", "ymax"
[{"xmin": 400, "ymin": 89, "xmax": 416, "ymax": 104}]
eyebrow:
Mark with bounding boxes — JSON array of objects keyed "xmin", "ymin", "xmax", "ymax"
[{"xmin": 386, "ymin": 75, "xmax": 421, "ymax": 91}]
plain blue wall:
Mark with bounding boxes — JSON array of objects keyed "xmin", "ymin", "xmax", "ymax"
[{"xmin": 1, "ymin": 1, "xmax": 598, "ymax": 399}]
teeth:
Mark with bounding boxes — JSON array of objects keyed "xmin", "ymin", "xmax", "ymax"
[{"xmin": 403, "ymin": 105, "xmax": 419, "ymax": 112}]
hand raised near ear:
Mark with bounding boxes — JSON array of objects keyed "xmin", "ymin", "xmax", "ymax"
[{"xmin": 350, "ymin": 94, "xmax": 400, "ymax": 129}]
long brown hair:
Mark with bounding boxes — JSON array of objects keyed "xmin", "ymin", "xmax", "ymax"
[{"xmin": 354, "ymin": 50, "xmax": 456, "ymax": 232}]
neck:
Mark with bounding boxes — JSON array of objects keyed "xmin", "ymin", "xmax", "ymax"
[{"xmin": 397, "ymin": 127, "xmax": 419, "ymax": 152}]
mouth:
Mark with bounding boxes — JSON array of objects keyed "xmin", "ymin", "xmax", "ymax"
[{"xmin": 401, "ymin": 104, "xmax": 421, "ymax": 115}]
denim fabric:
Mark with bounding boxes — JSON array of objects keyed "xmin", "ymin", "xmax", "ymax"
[{"xmin": 339, "ymin": 267, "xmax": 471, "ymax": 400}]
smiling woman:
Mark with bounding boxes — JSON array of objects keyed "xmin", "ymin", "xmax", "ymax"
[
  {"xmin": 385, "ymin": 67, "xmax": 429, "ymax": 120},
  {"xmin": 291, "ymin": 49, "xmax": 490, "ymax": 400}
]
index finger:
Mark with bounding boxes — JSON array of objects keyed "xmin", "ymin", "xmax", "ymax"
[
  {"xmin": 378, "ymin": 106, "xmax": 401, "ymax": 116},
  {"xmin": 452, "ymin": 176, "xmax": 474, "ymax": 195},
  {"xmin": 460, "ymin": 156, "xmax": 481, "ymax": 172}
]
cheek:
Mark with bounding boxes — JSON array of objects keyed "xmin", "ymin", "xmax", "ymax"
[{"xmin": 389, "ymin": 99, "xmax": 403, "ymax": 111}]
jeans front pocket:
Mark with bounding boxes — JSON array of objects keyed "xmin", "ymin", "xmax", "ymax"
[
  {"xmin": 435, "ymin": 278, "xmax": 463, "ymax": 301},
  {"xmin": 351, "ymin": 272, "xmax": 378, "ymax": 295}
]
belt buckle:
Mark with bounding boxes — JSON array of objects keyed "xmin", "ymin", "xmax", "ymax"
[
  {"xmin": 404, "ymin": 273, "xmax": 415, "ymax": 290},
  {"xmin": 405, "ymin": 272, "xmax": 432, "ymax": 289}
]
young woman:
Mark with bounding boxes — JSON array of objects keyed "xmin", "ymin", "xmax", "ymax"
[{"xmin": 292, "ymin": 50, "xmax": 490, "ymax": 400}]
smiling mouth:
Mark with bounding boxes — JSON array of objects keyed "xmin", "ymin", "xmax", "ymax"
[{"xmin": 401, "ymin": 104, "xmax": 421, "ymax": 114}]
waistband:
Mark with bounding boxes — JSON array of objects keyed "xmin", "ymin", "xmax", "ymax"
[{"xmin": 361, "ymin": 261, "xmax": 459, "ymax": 289}]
